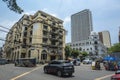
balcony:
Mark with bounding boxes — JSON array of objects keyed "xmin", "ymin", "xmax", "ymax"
[
  {"xmin": 57, "ymin": 50, "xmax": 63, "ymax": 54},
  {"xmin": 49, "ymin": 44, "xmax": 58, "ymax": 48},
  {"xmin": 43, "ymin": 35, "xmax": 49, "ymax": 39},
  {"xmin": 58, "ymin": 38, "xmax": 63, "ymax": 42},
  {"xmin": 49, "ymin": 49, "xmax": 58, "ymax": 55},
  {"xmin": 50, "ymin": 30, "xmax": 58, "ymax": 35},
  {"xmin": 49, "ymin": 35, "xmax": 57, "ymax": 40},
  {"xmin": 59, "ymin": 31, "xmax": 63, "ymax": 35},
  {"xmin": 58, "ymin": 45, "xmax": 63, "ymax": 48},
  {"xmin": 43, "ymin": 28, "xmax": 49, "ymax": 32},
  {"xmin": 42, "ymin": 42, "xmax": 49, "ymax": 47},
  {"xmin": 22, "ymin": 20, "xmax": 30, "ymax": 26},
  {"xmin": 21, "ymin": 43, "xmax": 30, "ymax": 48},
  {"xmin": 21, "ymin": 48, "xmax": 27, "ymax": 53}
]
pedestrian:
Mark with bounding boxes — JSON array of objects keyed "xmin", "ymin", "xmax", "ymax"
[
  {"xmin": 95, "ymin": 61, "xmax": 101, "ymax": 70},
  {"xmin": 73, "ymin": 60, "xmax": 77, "ymax": 65}
]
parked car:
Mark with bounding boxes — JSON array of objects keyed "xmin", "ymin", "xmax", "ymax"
[
  {"xmin": 111, "ymin": 70, "xmax": 120, "ymax": 80},
  {"xmin": 43, "ymin": 60, "xmax": 74, "ymax": 77},
  {"xmin": 72, "ymin": 59, "xmax": 81, "ymax": 66},
  {"xmin": 82, "ymin": 59, "xmax": 92, "ymax": 64},
  {"xmin": 0, "ymin": 58, "xmax": 7, "ymax": 65},
  {"xmin": 15, "ymin": 58, "xmax": 36, "ymax": 67}
]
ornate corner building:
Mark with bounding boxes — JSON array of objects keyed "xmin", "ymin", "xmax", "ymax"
[{"xmin": 4, "ymin": 11, "xmax": 66, "ymax": 62}]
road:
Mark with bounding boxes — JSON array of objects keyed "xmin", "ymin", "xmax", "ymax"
[{"xmin": 0, "ymin": 63, "xmax": 115, "ymax": 80}]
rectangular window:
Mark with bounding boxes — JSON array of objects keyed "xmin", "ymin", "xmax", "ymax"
[
  {"xmin": 23, "ymin": 32, "xmax": 27, "ymax": 37},
  {"xmin": 29, "ymin": 38, "xmax": 32, "ymax": 43},
  {"xmin": 43, "ymin": 25, "xmax": 48, "ymax": 29}
]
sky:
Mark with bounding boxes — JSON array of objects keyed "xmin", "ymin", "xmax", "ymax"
[{"xmin": 0, "ymin": 0, "xmax": 120, "ymax": 47}]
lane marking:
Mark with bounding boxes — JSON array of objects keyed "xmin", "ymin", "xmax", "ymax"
[
  {"xmin": 94, "ymin": 74, "xmax": 114, "ymax": 80},
  {"xmin": 10, "ymin": 65, "xmax": 44, "ymax": 80}
]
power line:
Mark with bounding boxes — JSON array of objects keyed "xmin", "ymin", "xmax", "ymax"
[
  {"xmin": 0, "ymin": 38, "xmax": 6, "ymax": 42},
  {"xmin": 0, "ymin": 29, "xmax": 8, "ymax": 33},
  {"xmin": 0, "ymin": 25, "xmax": 10, "ymax": 30}
]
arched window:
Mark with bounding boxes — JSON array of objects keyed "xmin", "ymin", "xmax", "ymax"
[{"xmin": 41, "ymin": 50, "xmax": 47, "ymax": 60}]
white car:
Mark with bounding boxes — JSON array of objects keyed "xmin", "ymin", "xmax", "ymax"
[
  {"xmin": 82, "ymin": 59, "xmax": 92, "ymax": 64},
  {"xmin": 72, "ymin": 59, "xmax": 81, "ymax": 66}
]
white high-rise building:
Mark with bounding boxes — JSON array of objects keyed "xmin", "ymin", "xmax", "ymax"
[{"xmin": 71, "ymin": 9, "xmax": 93, "ymax": 42}]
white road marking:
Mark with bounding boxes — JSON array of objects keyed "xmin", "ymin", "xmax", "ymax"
[
  {"xmin": 10, "ymin": 65, "xmax": 44, "ymax": 80},
  {"xmin": 94, "ymin": 74, "xmax": 114, "ymax": 80}
]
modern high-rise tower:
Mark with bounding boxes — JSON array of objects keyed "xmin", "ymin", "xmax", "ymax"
[
  {"xmin": 98, "ymin": 31, "xmax": 111, "ymax": 48},
  {"xmin": 71, "ymin": 9, "xmax": 93, "ymax": 42}
]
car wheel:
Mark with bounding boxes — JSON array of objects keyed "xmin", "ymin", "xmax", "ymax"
[
  {"xmin": 44, "ymin": 68, "xmax": 48, "ymax": 74},
  {"xmin": 68, "ymin": 73, "xmax": 72, "ymax": 76},
  {"xmin": 57, "ymin": 70, "xmax": 62, "ymax": 77}
]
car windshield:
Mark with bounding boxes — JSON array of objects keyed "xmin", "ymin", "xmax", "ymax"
[
  {"xmin": 116, "ymin": 70, "xmax": 120, "ymax": 74},
  {"xmin": 61, "ymin": 61, "xmax": 72, "ymax": 65},
  {"xmin": 62, "ymin": 60, "xmax": 70, "ymax": 63}
]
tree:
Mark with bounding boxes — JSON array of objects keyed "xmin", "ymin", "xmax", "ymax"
[
  {"xmin": 65, "ymin": 45, "xmax": 72, "ymax": 59},
  {"xmin": 80, "ymin": 51, "xmax": 88, "ymax": 61},
  {"xmin": 108, "ymin": 43, "xmax": 120, "ymax": 53},
  {"xmin": 81, "ymin": 51, "xmax": 88, "ymax": 57},
  {"xmin": 71, "ymin": 49, "xmax": 80, "ymax": 58},
  {"xmin": 2, "ymin": 0, "xmax": 23, "ymax": 14}
]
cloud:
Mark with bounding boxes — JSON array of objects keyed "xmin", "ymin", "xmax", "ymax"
[
  {"xmin": 22, "ymin": 11, "xmax": 36, "ymax": 15},
  {"xmin": 42, "ymin": 8, "xmax": 58, "ymax": 17},
  {"xmin": 22, "ymin": 9, "xmax": 58, "ymax": 18},
  {"xmin": 64, "ymin": 16, "xmax": 70, "ymax": 25},
  {"xmin": 63, "ymin": 16, "xmax": 71, "ymax": 43},
  {"xmin": 63, "ymin": 16, "xmax": 71, "ymax": 32}
]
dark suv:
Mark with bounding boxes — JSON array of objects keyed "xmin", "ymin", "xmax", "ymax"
[{"xmin": 43, "ymin": 60, "xmax": 74, "ymax": 77}]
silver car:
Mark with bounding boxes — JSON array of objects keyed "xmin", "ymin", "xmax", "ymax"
[
  {"xmin": 83, "ymin": 59, "xmax": 92, "ymax": 64},
  {"xmin": 72, "ymin": 59, "xmax": 81, "ymax": 66}
]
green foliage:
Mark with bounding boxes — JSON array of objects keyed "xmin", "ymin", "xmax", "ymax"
[
  {"xmin": 65, "ymin": 46, "xmax": 89, "ymax": 59},
  {"xmin": 71, "ymin": 49, "xmax": 80, "ymax": 58},
  {"xmin": 81, "ymin": 51, "xmax": 88, "ymax": 57},
  {"xmin": 108, "ymin": 43, "xmax": 120, "ymax": 53},
  {"xmin": 80, "ymin": 51, "xmax": 88, "ymax": 61},
  {"xmin": 65, "ymin": 45, "xmax": 72, "ymax": 59},
  {"xmin": 2, "ymin": 0, "xmax": 23, "ymax": 14}
]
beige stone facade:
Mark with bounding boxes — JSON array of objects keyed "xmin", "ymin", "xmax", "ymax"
[{"xmin": 4, "ymin": 11, "xmax": 65, "ymax": 62}]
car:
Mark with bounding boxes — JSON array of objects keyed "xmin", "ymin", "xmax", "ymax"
[
  {"xmin": 111, "ymin": 70, "xmax": 120, "ymax": 80},
  {"xmin": 72, "ymin": 59, "xmax": 81, "ymax": 66},
  {"xmin": 0, "ymin": 58, "xmax": 7, "ymax": 65},
  {"xmin": 43, "ymin": 60, "xmax": 74, "ymax": 77},
  {"xmin": 82, "ymin": 59, "xmax": 92, "ymax": 64},
  {"xmin": 15, "ymin": 58, "xmax": 36, "ymax": 67}
]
